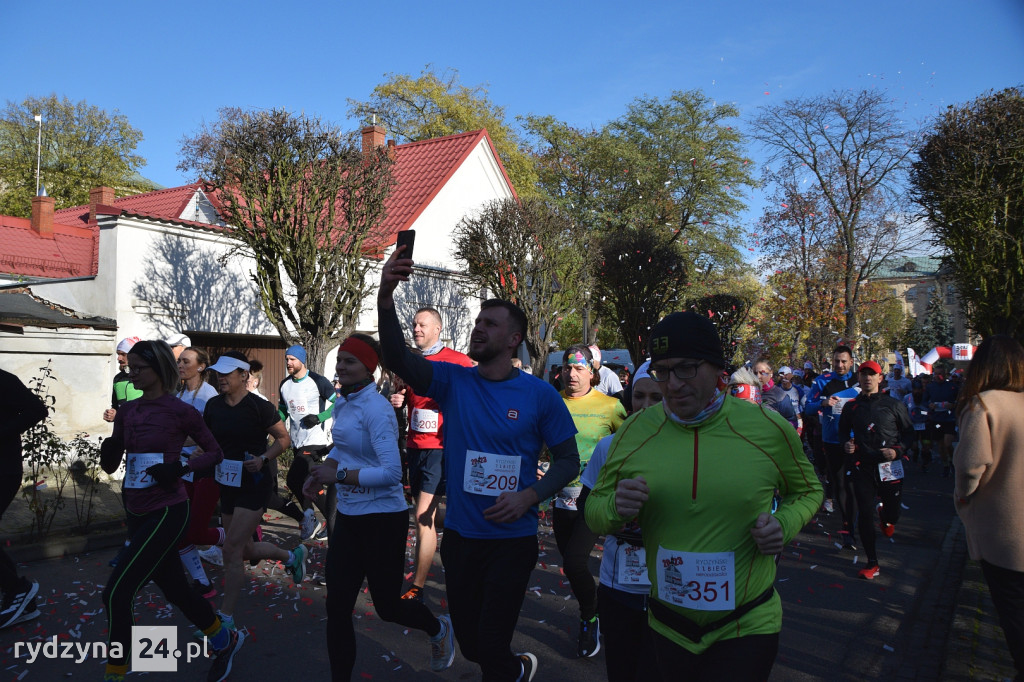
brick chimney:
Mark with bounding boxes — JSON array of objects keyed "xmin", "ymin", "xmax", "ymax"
[
  {"xmin": 89, "ymin": 186, "xmax": 115, "ymax": 223},
  {"xmin": 31, "ymin": 192, "xmax": 55, "ymax": 239},
  {"xmin": 386, "ymin": 138, "xmax": 397, "ymax": 160},
  {"xmin": 361, "ymin": 125, "xmax": 386, "ymax": 157}
]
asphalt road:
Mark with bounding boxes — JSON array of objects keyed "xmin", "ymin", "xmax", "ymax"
[{"xmin": 0, "ymin": 463, "xmax": 960, "ymax": 681}]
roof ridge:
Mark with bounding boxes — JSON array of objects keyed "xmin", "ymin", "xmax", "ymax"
[{"xmin": 395, "ymin": 129, "xmax": 485, "ymax": 149}]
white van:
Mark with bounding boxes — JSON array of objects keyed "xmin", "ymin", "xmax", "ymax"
[{"xmin": 542, "ymin": 348, "xmax": 635, "ymax": 384}]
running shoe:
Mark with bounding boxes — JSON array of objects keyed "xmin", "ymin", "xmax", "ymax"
[
  {"xmin": 193, "ymin": 580, "xmax": 218, "ymax": 602},
  {"xmin": 878, "ymin": 506, "xmax": 895, "ymax": 538},
  {"xmin": 0, "ymin": 579, "xmax": 39, "ymax": 629},
  {"xmin": 429, "ymin": 614, "xmax": 456, "ymax": 671},
  {"xmin": 198, "ymin": 546, "xmax": 224, "ymax": 567},
  {"xmin": 300, "ymin": 509, "xmax": 322, "ymax": 541},
  {"xmin": 822, "ymin": 498, "xmax": 835, "ymax": 514},
  {"xmin": 314, "ymin": 527, "xmax": 329, "ymax": 543},
  {"xmin": 516, "ymin": 652, "xmax": 538, "ymax": 682},
  {"xmin": 858, "ymin": 565, "xmax": 880, "ymax": 580},
  {"xmin": 193, "ymin": 613, "xmax": 235, "ymax": 643},
  {"xmin": 285, "ymin": 545, "xmax": 307, "ymax": 584},
  {"xmin": 8, "ymin": 597, "xmax": 39, "ymax": 627},
  {"xmin": 401, "ymin": 585, "xmax": 424, "ymax": 602},
  {"xmin": 207, "ymin": 628, "xmax": 244, "ymax": 682},
  {"xmin": 577, "ymin": 617, "xmax": 601, "ymax": 658}
]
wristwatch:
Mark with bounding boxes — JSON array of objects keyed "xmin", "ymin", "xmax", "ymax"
[{"xmin": 337, "ymin": 468, "xmax": 348, "ymax": 484}]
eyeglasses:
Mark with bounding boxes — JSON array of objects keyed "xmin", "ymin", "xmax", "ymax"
[
  {"xmin": 756, "ymin": 370, "xmax": 773, "ymax": 376},
  {"xmin": 649, "ymin": 361, "xmax": 704, "ymax": 383},
  {"xmin": 127, "ymin": 364, "xmax": 151, "ymax": 375}
]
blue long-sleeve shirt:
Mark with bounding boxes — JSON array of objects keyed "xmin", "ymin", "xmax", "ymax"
[{"xmin": 805, "ymin": 370, "xmax": 859, "ymax": 444}]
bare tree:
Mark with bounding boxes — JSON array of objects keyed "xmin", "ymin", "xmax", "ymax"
[
  {"xmin": 452, "ymin": 198, "xmax": 586, "ymax": 373},
  {"xmin": 179, "ymin": 107, "xmax": 394, "ymax": 371},
  {"xmin": 751, "ymin": 90, "xmax": 915, "ymax": 340}
]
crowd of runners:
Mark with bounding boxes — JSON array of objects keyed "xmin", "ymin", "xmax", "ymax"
[{"xmin": 1, "ymin": 244, "xmax": 1022, "ymax": 681}]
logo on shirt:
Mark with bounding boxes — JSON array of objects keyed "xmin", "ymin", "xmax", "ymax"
[{"xmin": 507, "ymin": 409, "xmax": 519, "ymax": 420}]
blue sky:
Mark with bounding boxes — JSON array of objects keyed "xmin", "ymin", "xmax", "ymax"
[{"xmin": 3, "ymin": 0, "xmax": 1022, "ymax": 236}]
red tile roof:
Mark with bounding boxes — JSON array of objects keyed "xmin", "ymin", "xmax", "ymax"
[
  {"xmin": 384, "ymin": 129, "xmax": 515, "ymax": 236},
  {"xmin": 9, "ymin": 129, "xmax": 515, "ymax": 276},
  {"xmin": 0, "ymin": 214, "xmax": 97, "ymax": 279}
]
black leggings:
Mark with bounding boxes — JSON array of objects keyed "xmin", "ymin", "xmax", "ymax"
[
  {"xmin": 822, "ymin": 442, "xmax": 855, "ymax": 533},
  {"xmin": 980, "ymin": 560, "xmax": 1024, "ymax": 678},
  {"xmin": 652, "ymin": 629, "xmax": 778, "ymax": 681},
  {"xmin": 102, "ymin": 501, "xmax": 216, "ymax": 666},
  {"xmin": 325, "ymin": 510, "xmax": 439, "ymax": 681},
  {"xmin": 598, "ymin": 584, "xmax": 659, "ymax": 681},
  {"xmin": 553, "ymin": 507, "xmax": 599, "ymax": 621},
  {"xmin": 0, "ymin": 459, "xmax": 23, "ymax": 593},
  {"xmin": 441, "ymin": 528, "xmax": 538, "ymax": 681},
  {"xmin": 285, "ymin": 448, "xmax": 337, "ymax": 535},
  {"xmin": 850, "ymin": 466, "xmax": 903, "ymax": 565}
]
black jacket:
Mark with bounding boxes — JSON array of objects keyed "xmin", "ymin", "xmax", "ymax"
[{"xmin": 837, "ymin": 391, "xmax": 913, "ymax": 466}]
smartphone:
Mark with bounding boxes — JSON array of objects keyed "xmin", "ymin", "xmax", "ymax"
[{"xmin": 396, "ymin": 229, "xmax": 415, "ymax": 260}]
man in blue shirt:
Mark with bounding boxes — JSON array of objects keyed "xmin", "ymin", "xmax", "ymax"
[
  {"xmin": 805, "ymin": 345, "xmax": 860, "ymax": 548},
  {"xmin": 378, "ymin": 247, "xmax": 579, "ymax": 682}
]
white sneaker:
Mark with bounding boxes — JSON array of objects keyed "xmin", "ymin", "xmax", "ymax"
[
  {"xmin": 300, "ymin": 509, "xmax": 321, "ymax": 541},
  {"xmin": 198, "ymin": 546, "xmax": 224, "ymax": 567},
  {"xmin": 430, "ymin": 614, "xmax": 456, "ymax": 671},
  {"xmin": 822, "ymin": 499, "xmax": 835, "ymax": 514}
]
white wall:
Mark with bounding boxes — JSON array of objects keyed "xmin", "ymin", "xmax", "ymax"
[{"xmin": 0, "ymin": 326, "xmax": 116, "ymax": 438}]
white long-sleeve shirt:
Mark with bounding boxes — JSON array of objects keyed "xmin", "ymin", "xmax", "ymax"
[{"xmin": 326, "ymin": 385, "xmax": 406, "ymax": 515}]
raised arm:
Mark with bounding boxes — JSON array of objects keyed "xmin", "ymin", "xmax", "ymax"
[{"xmin": 377, "ymin": 249, "xmax": 434, "ymax": 394}]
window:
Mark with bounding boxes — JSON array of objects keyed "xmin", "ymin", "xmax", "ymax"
[
  {"xmin": 905, "ymin": 287, "xmax": 918, "ymax": 301},
  {"xmin": 946, "ymin": 284, "xmax": 955, "ymax": 305}
]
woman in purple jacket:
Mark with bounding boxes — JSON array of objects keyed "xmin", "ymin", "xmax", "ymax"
[{"xmin": 99, "ymin": 340, "xmax": 243, "ymax": 682}]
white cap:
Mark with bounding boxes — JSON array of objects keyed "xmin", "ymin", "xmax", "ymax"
[
  {"xmin": 587, "ymin": 345, "xmax": 602, "ymax": 365},
  {"xmin": 779, "ymin": 366, "xmax": 793, "ymax": 375},
  {"xmin": 116, "ymin": 336, "xmax": 140, "ymax": 354},
  {"xmin": 208, "ymin": 356, "xmax": 250, "ymax": 374},
  {"xmin": 166, "ymin": 333, "xmax": 191, "ymax": 348}
]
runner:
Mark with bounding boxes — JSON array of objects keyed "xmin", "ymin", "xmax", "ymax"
[
  {"xmin": 167, "ymin": 332, "xmax": 192, "ymax": 360},
  {"xmin": 805, "ymin": 345, "xmax": 860, "ymax": 547},
  {"xmin": 98, "ymin": 340, "xmax": 242, "ymax": 682},
  {"xmin": 554, "ymin": 344, "xmax": 627, "ymax": 657},
  {"xmin": 174, "ymin": 347, "xmax": 222, "ymax": 600},
  {"xmin": 579, "ymin": 360, "xmax": 662, "ymax": 681},
  {"xmin": 585, "ymin": 312, "xmax": 821, "ymax": 680},
  {"xmin": 886, "ymin": 364, "xmax": 912, "ymax": 400},
  {"xmin": 762, "ymin": 365, "xmax": 803, "ymax": 432},
  {"xmin": 304, "ymin": 334, "xmax": 455, "ymax": 679},
  {"xmin": 924, "ymin": 370, "xmax": 959, "ymax": 477},
  {"xmin": 0, "ymin": 369, "xmax": 47, "ymax": 630},
  {"xmin": 589, "ymin": 345, "xmax": 625, "ymax": 397},
  {"xmin": 378, "ymin": 246, "xmax": 580, "ymax": 681},
  {"xmin": 103, "ymin": 336, "xmax": 142, "ymax": 423},
  {"xmin": 837, "ymin": 360, "xmax": 913, "ymax": 579},
  {"xmin": 278, "ymin": 345, "xmax": 337, "ymax": 539},
  {"xmin": 389, "ymin": 307, "xmax": 472, "ymax": 603},
  {"xmin": 204, "ymin": 351, "xmax": 307, "ymax": 633}
]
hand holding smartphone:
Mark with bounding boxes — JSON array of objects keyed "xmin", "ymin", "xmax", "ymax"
[{"xmin": 396, "ymin": 229, "xmax": 415, "ymax": 261}]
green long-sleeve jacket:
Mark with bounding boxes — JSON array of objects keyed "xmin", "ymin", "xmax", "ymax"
[{"xmin": 585, "ymin": 396, "xmax": 822, "ymax": 653}]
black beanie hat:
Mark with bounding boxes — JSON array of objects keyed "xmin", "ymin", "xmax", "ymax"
[{"xmin": 648, "ymin": 312, "xmax": 725, "ymax": 367}]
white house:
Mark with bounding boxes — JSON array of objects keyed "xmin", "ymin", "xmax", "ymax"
[{"xmin": 0, "ymin": 126, "xmax": 517, "ymax": 437}]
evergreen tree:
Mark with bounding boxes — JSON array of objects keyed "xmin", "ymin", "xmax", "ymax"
[{"xmin": 913, "ymin": 289, "xmax": 954, "ymax": 352}]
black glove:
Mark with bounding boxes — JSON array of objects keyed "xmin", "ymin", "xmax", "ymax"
[
  {"xmin": 146, "ymin": 461, "xmax": 189, "ymax": 489},
  {"xmin": 300, "ymin": 414, "xmax": 320, "ymax": 428}
]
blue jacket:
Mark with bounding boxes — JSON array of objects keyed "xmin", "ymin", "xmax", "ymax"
[{"xmin": 805, "ymin": 370, "xmax": 860, "ymax": 444}]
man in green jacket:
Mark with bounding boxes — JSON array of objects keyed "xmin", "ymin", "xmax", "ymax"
[{"xmin": 585, "ymin": 312, "xmax": 822, "ymax": 680}]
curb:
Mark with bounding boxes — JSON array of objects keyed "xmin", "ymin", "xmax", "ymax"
[{"xmin": 8, "ymin": 524, "xmax": 127, "ymax": 565}]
